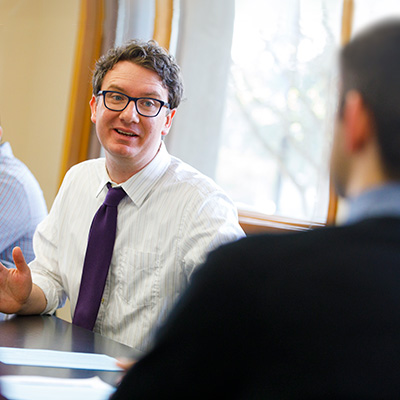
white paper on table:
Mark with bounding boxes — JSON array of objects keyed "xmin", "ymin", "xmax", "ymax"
[
  {"xmin": 0, "ymin": 347, "xmax": 122, "ymax": 371},
  {"xmin": 0, "ymin": 375, "xmax": 116, "ymax": 400}
]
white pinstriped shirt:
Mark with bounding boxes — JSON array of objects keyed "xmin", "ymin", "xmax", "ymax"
[
  {"xmin": 0, "ymin": 142, "xmax": 47, "ymax": 267},
  {"xmin": 30, "ymin": 143, "xmax": 244, "ymax": 352}
]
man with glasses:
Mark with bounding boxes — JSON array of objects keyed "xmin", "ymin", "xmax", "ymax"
[{"xmin": 0, "ymin": 39, "xmax": 244, "ymax": 352}]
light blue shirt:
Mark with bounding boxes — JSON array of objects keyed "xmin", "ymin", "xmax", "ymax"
[
  {"xmin": 346, "ymin": 183, "xmax": 400, "ymax": 224},
  {"xmin": 0, "ymin": 142, "xmax": 47, "ymax": 267}
]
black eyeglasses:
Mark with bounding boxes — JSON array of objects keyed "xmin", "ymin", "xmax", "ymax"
[{"xmin": 97, "ymin": 90, "xmax": 170, "ymax": 117}]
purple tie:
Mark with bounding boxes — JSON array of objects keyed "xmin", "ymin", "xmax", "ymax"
[{"xmin": 73, "ymin": 183, "xmax": 126, "ymax": 330}]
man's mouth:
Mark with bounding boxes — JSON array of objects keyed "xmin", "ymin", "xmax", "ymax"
[{"xmin": 116, "ymin": 129, "xmax": 138, "ymax": 137}]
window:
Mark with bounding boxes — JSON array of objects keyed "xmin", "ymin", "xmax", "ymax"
[
  {"xmin": 352, "ymin": 0, "xmax": 400, "ymax": 35},
  {"xmin": 215, "ymin": 0, "xmax": 342, "ymax": 224},
  {"xmin": 167, "ymin": 0, "xmax": 400, "ymax": 233}
]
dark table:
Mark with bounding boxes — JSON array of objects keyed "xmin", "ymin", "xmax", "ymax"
[{"xmin": 0, "ymin": 315, "xmax": 135, "ymax": 386}]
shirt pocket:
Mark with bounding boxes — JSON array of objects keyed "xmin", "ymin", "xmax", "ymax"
[{"xmin": 116, "ymin": 248, "xmax": 160, "ymax": 306}]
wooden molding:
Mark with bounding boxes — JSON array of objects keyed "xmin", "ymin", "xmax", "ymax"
[
  {"xmin": 326, "ymin": 0, "xmax": 354, "ymax": 225},
  {"xmin": 239, "ymin": 209, "xmax": 325, "ymax": 235},
  {"xmin": 59, "ymin": 0, "xmax": 104, "ymax": 186},
  {"xmin": 341, "ymin": 0, "xmax": 354, "ymax": 45},
  {"xmin": 153, "ymin": 0, "xmax": 174, "ymax": 49}
]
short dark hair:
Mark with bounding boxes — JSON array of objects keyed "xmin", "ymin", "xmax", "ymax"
[
  {"xmin": 340, "ymin": 18, "xmax": 400, "ymax": 179},
  {"xmin": 93, "ymin": 39, "xmax": 184, "ymax": 109}
]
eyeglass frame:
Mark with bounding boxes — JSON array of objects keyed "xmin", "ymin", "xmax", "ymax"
[{"xmin": 97, "ymin": 90, "xmax": 171, "ymax": 117}]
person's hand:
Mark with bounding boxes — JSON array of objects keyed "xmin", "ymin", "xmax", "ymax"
[
  {"xmin": 0, "ymin": 247, "xmax": 33, "ymax": 314},
  {"xmin": 114, "ymin": 357, "xmax": 137, "ymax": 387},
  {"xmin": 116, "ymin": 357, "xmax": 137, "ymax": 371}
]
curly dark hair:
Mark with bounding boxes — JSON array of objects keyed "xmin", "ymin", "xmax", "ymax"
[{"xmin": 93, "ymin": 39, "xmax": 184, "ymax": 109}]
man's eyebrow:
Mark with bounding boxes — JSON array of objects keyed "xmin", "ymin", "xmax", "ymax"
[
  {"xmin": 141, "ymin": 92, "xmax": 164, "ymax": 99},
  {"xmin": 105, "ymin": 85, "xmax": 164, "ymax": 99},
  {"xmin": 103, "ymin": 84, "xmax": 125, "ymax": 92}
]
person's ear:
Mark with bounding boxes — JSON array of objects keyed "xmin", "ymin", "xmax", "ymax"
[
  {"xmin": 0, "ymin": 126, "xmax": 3, "ymax": 141},
  {"xmin": 161, "ymin": 109, "xmax": 176, "ymax": 136},
  {"xmin": 89, "ymin": 95, "xmax": 98, "ymax": 124},
  {"xmin": 342, "ymin": 90, "xmax": 373, "ymax": 153}
]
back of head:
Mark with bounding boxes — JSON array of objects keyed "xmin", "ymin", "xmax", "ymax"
[
  {"xmin": 340, "ymin": 18, "xmax": 400, "ymax": 179},
  {"xmin": 93, "ymin": 39, "xmax": 184, "ymax": 109}
]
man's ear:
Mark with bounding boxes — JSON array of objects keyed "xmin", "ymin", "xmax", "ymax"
[
  {"xmin": 342, "ymin": 90, "xmax": 373, "ymax": 153},
  {"xmin": 161, "ymin": 109, "xmax": 176, "ymax": 136},
  {"xmin": 89, "ymin": 95, "xmax": 98, "ymax": 124}
]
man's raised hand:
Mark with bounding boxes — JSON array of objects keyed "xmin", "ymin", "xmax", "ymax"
[{"xmin": 0, "ymin": 247, "xmax": 33, "ymax": 314}]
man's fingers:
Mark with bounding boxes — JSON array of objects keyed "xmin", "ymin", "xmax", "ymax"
[
  {"xmin": 116, "ymin": 357, "xmax": 136, "ymax": 371},
  {"xmin": 12, "ymin": 247, "xmax": 29, "ymax": 273}
]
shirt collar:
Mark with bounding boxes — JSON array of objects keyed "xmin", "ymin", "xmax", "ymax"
[
  {"xmin": 95, "ymin": 141, "xmax": 171, "ymax": 207},
  {"xmin": 0, "ymin": 142, "xmax": 13, "ymax": 157},
  {"xmin": 346, "ymin": 183, "xmax": 400, "ymax": 224}
]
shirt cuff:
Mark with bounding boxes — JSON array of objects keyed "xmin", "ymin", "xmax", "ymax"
[{"xmin": 31, "ymin": 272, "xmax": 62, "ymax": 315}]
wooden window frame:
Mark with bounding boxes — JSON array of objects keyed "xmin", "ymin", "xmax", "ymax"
[{"xmin": 59, "ymin": 0, "xmax": 104, "ymax": 186}]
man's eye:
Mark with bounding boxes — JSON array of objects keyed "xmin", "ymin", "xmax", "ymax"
[
  {"xmin": 111, "ymin": 94, "xmax": 125, "ymax": 101},
  {"xmin": 140, "ymin": 99, "xmax": 157, "ymax": 108}
]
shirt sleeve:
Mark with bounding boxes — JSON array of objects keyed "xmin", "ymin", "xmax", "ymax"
[
  {"xmin": 30, "ymin": 178, "xmax": 68, "ymax": 315},
  {"xmin": 177, "ymin": 187, "xmax": 245, "ymax": 280}
]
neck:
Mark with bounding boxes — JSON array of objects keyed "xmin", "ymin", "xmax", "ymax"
[
  {"xmin": 345, "ymin": 154, "xmax": 388, "ymax": 199},
  {"xmin": 105, "ymin": 143, "xmax": 162, "ymax": 184}
]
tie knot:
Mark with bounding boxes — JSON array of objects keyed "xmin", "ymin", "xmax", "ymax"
[{"xmin": 103, "ymin": 183, "xmax": 127, "ymax": 207}]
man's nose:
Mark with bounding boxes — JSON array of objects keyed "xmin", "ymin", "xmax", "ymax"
[{"xmin": 120, "ymin": 100, "xmax": 140, "ymax": 123}]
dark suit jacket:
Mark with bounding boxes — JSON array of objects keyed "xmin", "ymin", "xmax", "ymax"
[{"xmin": 112, "ymin": 217, "xmax": 400, "ymax": 399}]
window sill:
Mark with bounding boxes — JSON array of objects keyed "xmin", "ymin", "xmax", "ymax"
[{"xmin": 238, "ymin": 209, "xmax": 326, "ymax": 235}]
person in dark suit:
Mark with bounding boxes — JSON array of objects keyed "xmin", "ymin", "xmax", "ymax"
[{"xmin": 111, "ymin": 19, "xmax": 400, "ymax": 399}]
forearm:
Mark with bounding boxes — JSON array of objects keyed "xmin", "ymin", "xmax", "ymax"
[{"xmin": 17, "ymin": 283, "xmax": 47, "ymax": 315}]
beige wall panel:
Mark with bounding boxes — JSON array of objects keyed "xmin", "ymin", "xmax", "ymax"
[{"xmin": 0, "ymin": 0, "xmax": 80, "ymax": 208}]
